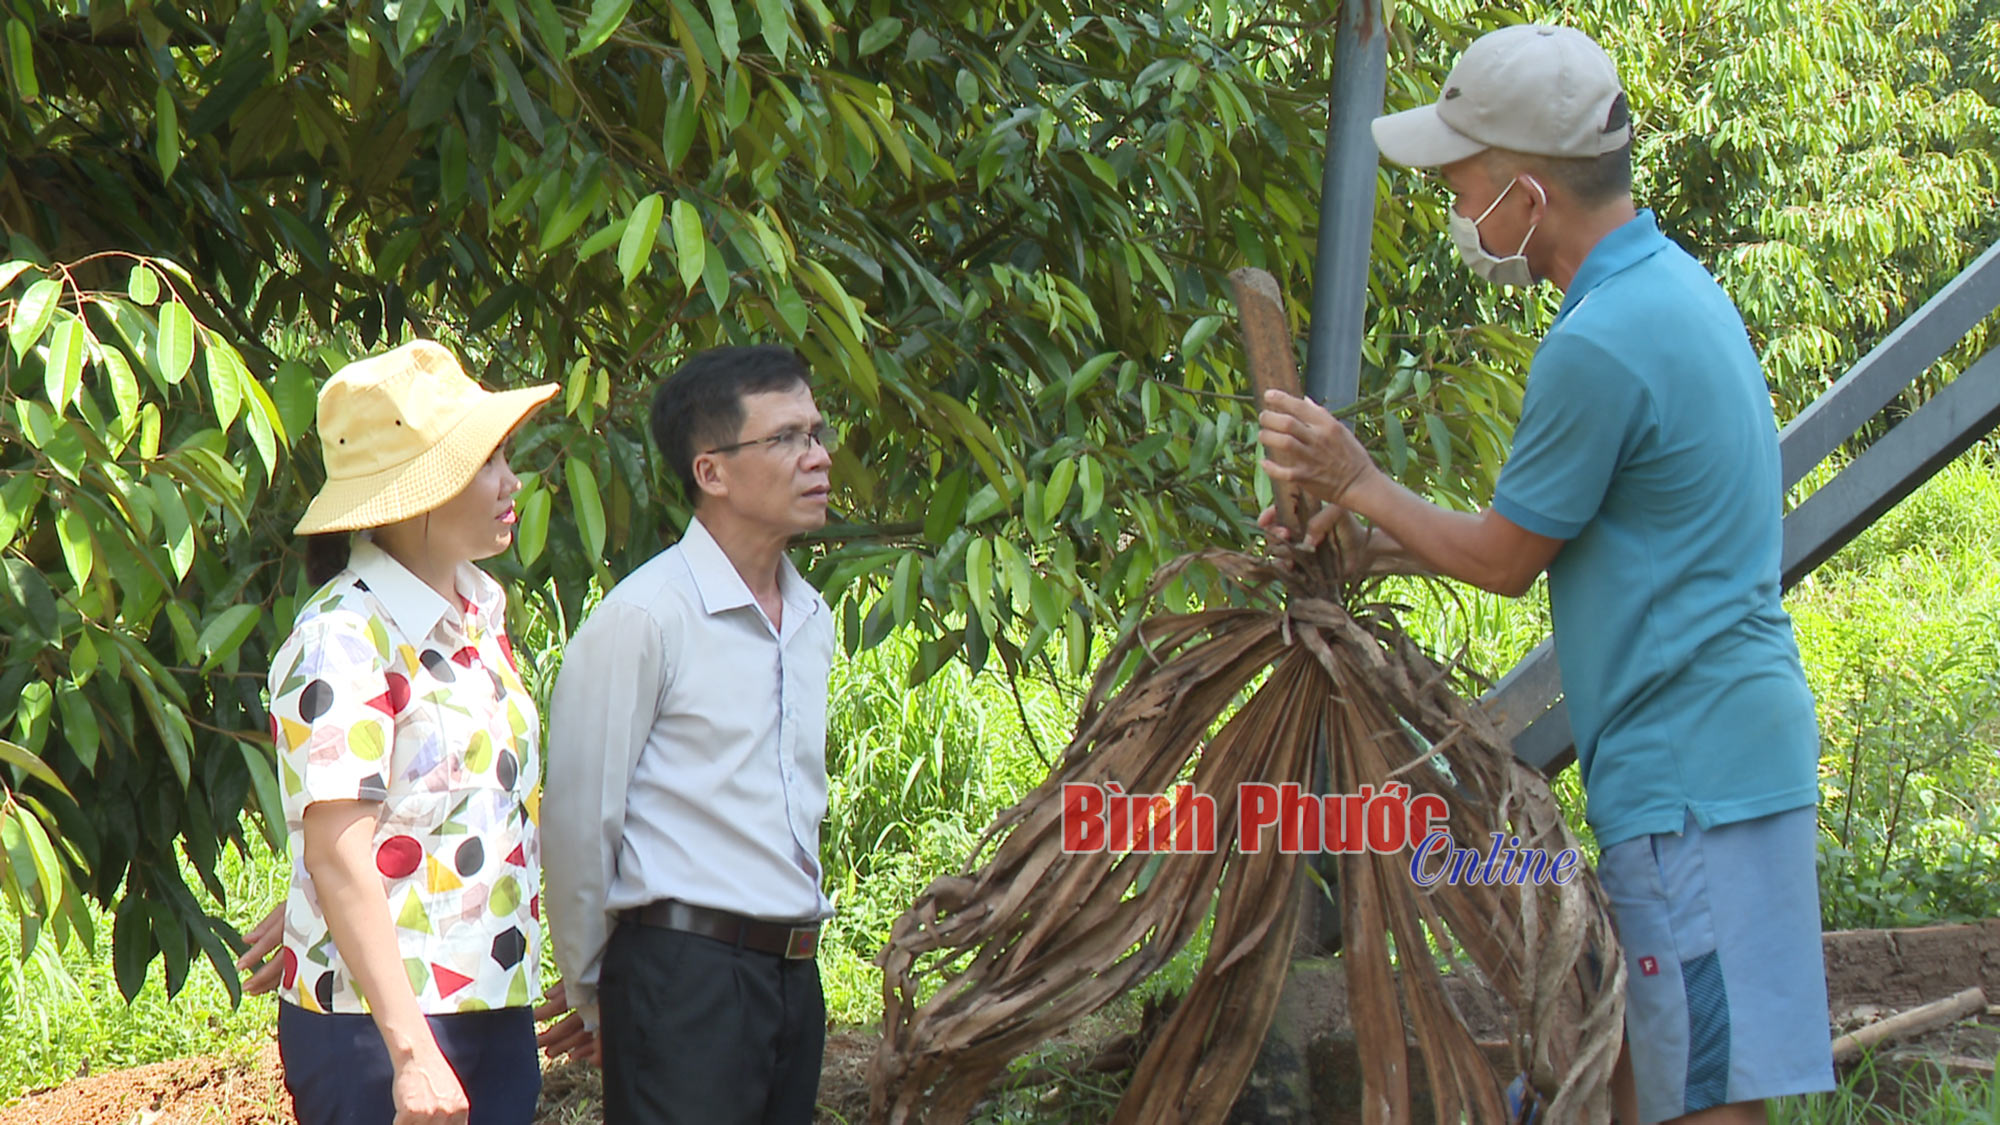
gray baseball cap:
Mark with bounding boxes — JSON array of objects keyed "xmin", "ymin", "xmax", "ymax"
[{"xmin": 1371, "ymin": 24, "xmax": 1631, "ymax": 167}]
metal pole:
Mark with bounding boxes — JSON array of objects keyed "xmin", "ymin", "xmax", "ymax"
[
  {"xmin": 1299, "ymin": 0, "xmax": 1389, "ymax": 960},
  {"xmin": 1303, "ymin": 0, "xmax": 1389, "ymax": 411}
]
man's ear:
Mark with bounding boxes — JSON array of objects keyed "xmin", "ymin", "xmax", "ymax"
[
  {"xmin": 1522, "ymin": 174, "xmax": 1551, "ymax": 222},
  {"xmin": 691, "ymin": 451, "xmax": 729, "ymax": 501}
]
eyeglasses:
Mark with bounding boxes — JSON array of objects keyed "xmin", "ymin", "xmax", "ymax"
[{"xmin": 705, "ymin": 423, "xmax": 841, "ymax": 457}]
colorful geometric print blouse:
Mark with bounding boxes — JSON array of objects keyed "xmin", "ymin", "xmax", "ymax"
[{"xmin": 267, "ymin": 538, "xmax": 542, "ymax": 1015}]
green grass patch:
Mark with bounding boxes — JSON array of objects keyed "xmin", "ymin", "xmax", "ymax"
[
  {"xmin": 1773, "ymin": 1052, "xmax": 2000, "ymax": 1124},
  {"xmin": 0, "ymin": 843, "xmax": 283, "ymax": 1103}
]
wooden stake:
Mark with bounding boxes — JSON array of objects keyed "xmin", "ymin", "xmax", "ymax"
[{"xmin": 1229, "ymin": 267, "xmax": 1313, "ymax": 535}]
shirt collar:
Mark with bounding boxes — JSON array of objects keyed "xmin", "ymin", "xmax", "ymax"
[
  {"xmin": 679, "ymin": 514, "xmax": 820, "ymax": 631},
  {"xmin": 348, "ymin": 536, "xmax": 501, "ymax": 641},
  {"xmin": 1556, "ymin": 209, "xmax": 1670, "ymax": 322}
]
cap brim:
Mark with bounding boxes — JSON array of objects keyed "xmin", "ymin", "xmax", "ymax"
[
  {"xmin": 295, "ymin": 382, "xmax": 558, "ymax": 536},
  {"xmin": 1370, "ymin": 103, "xmax": 1489, "ymax": 168}
]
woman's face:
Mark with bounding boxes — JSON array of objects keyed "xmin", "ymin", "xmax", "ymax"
[{"xmin": 406, "ymin": 442, "xmax": 525, "ymax": 566}]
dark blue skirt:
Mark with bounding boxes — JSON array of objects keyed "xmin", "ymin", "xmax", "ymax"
[{"xmin": 277, "ymin": 1001, "xmax": 540, "ymax": 1125}]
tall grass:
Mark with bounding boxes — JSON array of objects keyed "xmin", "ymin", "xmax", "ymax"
[
  {"xmin": 817, "ymin": 627, "xmax": 1079, "ymax": 1025},
  {"xmin": 1788, "ymin": 449, "xmax": 2000, "ymax": 928},
  {"xmin": 822, "ymin": 630, "xmax": 1071, "ymax": 884}
]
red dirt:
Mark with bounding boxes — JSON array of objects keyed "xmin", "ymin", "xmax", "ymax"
[
  {"xmin": 8, "ymin": 922, "xmax": 1997, "ymax": 1124},
  {"xmin": 0, "ymin": 1044, "xmax": 291, "ymax": 1125},
  {"xmin": 8, "ymin": 1015, "xmax": 1995, "ymax": 1124},
  {"xmin": 0, "ymin": 1032, "xmax": 884, "ymax": 1125}
]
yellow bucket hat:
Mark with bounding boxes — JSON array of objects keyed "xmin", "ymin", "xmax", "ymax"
[{"xmin": 294, "ymin": 340, "xmax": 558, "ymax": 535}]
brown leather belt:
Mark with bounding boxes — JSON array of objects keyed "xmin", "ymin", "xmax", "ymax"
[{"xmin": 623, "ymin": 899, "xmax": 820, "ymax": 960}]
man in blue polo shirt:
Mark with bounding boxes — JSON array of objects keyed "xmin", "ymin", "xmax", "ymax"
[{"xmin": 1257, "ymin": 24, "xmax": 1832, "ymax": 1125}]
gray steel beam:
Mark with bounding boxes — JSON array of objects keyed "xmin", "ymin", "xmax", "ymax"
[
  {"xmin": 1781, "ymin": 346, "xmax": 2000, "ymax": 587},
  {"xmin": 1511, "ymin": 701, "xmax": 1576, "ymax": 775},
  {"xmin": 1303, "ymin": 0, "xmax": 1387, "ymax": 411},
  {"xmin": 1780, "ymin": 239, "xmax": 2000, "ymax": 490},
  {"xmin": 1483, "ymin": 638, "xmax": 1562, "ymax": 740},
  {"xmin": 1496, "ymin": 347, "xmax": 2000, "ymax": 773}
]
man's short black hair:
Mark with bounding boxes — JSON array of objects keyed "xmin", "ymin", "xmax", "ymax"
[{"xmin": 649, "ymin": 345, "xmax": 812, "ymax": 500}]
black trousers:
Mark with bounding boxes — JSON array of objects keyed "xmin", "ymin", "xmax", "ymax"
[
  {"xmin": 277, "ymin": 1001, "xmax": 540, "ymax": 1125},
  {"xmin": 600, "ymin": 920, "xmax": 825, "ymax": 1125}
]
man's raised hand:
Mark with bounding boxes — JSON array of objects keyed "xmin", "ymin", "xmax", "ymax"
[
  {"xmin": 1258, "ymin": 500, "xmax": 1432, "ymax": 582},
  {"xmin": 235, "ymin": 902, "xmax": 285, "ymax": 996},
  {"xmin": 1257, "ymin": 389, "xmax": 1377, "ymax": 506}
]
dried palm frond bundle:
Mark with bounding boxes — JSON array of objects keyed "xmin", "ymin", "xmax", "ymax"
[
  {"xmin": 869, "ymin": 545, "xmax": 1623, "ymax": 1124},
  {"xmin": 867, "ymin": 272, "xmax": 1624, "ymax": 1125}
]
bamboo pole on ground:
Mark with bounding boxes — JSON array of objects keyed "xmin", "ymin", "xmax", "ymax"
[{"xmin": 1832, "ymin": 986, "xmax": 1988, "ymax": 1063}]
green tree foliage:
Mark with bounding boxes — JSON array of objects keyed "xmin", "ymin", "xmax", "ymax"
[
  {"xmin": 1388, "ymin": 0, "xmax": 2000, "ymax": 419},
  {"xmin": 0, "ymin": 0, "xmax": 1994, "ymax": 995},
  {"xmin": 2, "ymin": 0, "xmax": 1506, "ymax": 998},
  {"xmin": 0, "ymin": 256, "xmax": 285, "ymax": 1002},
  {"xmin": 1606, "ymin": 0, "xmax": 2000, "ymax": 418}
]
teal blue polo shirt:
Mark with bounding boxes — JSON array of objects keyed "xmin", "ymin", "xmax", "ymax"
[{"xmin": 1492, "ymin": 210, "xmax": 1820, "ymax": 850}]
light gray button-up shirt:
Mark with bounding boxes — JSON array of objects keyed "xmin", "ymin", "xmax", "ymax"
[{"xmin": 542, "ymin": 515, "xmax": 833, "ymax": 1020}]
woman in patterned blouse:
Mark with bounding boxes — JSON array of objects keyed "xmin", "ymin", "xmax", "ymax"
[{"xmin": 260, "ymin": 341, "xmax": 559, "ymax": 1125}]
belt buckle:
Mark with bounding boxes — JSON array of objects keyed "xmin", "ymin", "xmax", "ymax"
[{"xmin": 785, "ymin": 926, "xmax": 818, "ymax": 959}]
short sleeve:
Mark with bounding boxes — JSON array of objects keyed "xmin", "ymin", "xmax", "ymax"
[
  {"xmin": 268, "ymin": 612, "xmax": 397, "ymax": 808},
  {"xmin": 1492, "ymin": 331, "xmax": 1653, "ymax": 539}
]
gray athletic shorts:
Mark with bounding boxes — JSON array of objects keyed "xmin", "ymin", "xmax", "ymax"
[{"xmin": 1598, "ymin": 806, "xmax": 1835, "ymax": 1122}]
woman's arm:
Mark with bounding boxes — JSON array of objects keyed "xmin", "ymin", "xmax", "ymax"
[{"xmin": 303, "ymin": 800, "xmax": 468, "ymax": 1125}]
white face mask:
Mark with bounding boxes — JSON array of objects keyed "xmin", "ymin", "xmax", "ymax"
[{"xmin": 1449, "ymin": 176, "xmax": 1545, "ymax": 288}]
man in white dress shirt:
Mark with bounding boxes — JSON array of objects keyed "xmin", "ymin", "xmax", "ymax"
[{"xmin": 543, "ymin": 345, "xmax": 838, "ymax": 1124}]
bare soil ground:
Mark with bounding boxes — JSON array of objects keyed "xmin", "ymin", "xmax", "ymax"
[
  {"xmin": 9, "ymin": 1013, "xmax": 1994, "ymax": 1125},
  {"xmin": 0, "ymin": 1032, "xmax": 886, "ymax": 1125},
  {"xmin": 8, "ymin": 921, "xmax": 1996, "ymax": 1124},
  {"xmin": 0, "ymin": 1045, "xmax": 291, "ymax": 1125}
]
